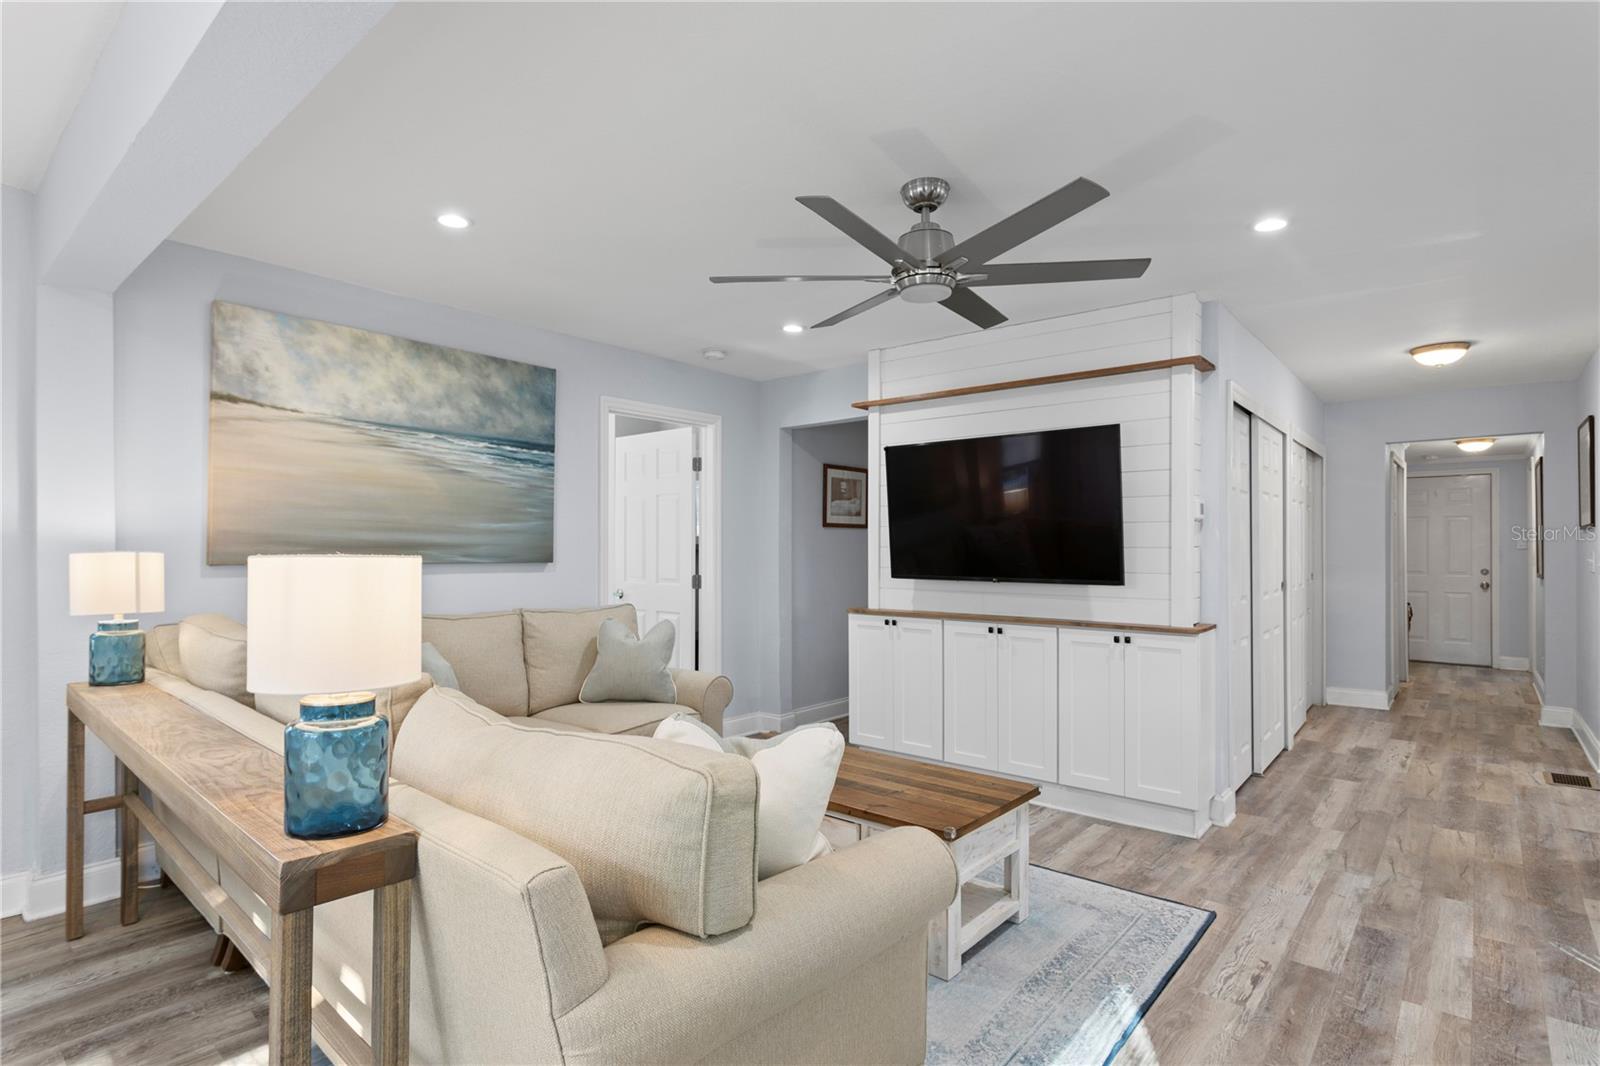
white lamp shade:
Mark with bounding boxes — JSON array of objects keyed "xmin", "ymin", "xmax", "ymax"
[
  {"xmin": 69, "ymin": 552, "xmax": 165, "ymax": 616},
  {"xmin": 247, "ymin": 555, "xmax": 422, "ymax": 695}
]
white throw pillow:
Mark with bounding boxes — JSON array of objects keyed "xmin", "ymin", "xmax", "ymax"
[{"xmin": 654, "ymin": 715, "xmax": 842, "ymax": 879}]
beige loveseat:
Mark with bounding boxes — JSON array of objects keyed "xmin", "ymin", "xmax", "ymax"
[{"xmin": 139, "ymin": 607, "xmax": 957, "ymax": 1064}]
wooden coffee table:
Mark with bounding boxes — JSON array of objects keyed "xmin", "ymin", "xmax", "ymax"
[{"xmin": 826, "ymin": 746, "xmax": 1039, "ymax": 980}]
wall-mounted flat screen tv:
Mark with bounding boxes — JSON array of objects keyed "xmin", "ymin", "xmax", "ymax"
[{"xmin": 885, "ymin": 424, "xmax": 1124, "ymax": 585}]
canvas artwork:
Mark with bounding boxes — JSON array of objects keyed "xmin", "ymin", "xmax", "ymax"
[
  {"xmin": 208, "ymin": 301, "xmax": 556, "ymax": 564},
  {"xmin": 823, "ymin": 465, "xmax": 868, "ymax": 528}
]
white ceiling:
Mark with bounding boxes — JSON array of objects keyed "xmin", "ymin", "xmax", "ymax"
[
  {"xmin": 1, "ymin": 1, "xmax": 122, "ymax": 191},
  {"xmin": 165, "ymin": 3, "xmax": 1598, "ymax": 397},
  {"xmin": 1405, "ymin": 433, "xmax": 1540, "ymax": 464}
]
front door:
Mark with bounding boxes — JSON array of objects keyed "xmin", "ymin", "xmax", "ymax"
[
  {"xmin": 1407, "ymin": 473, "xmax": 1492, "ymax": 666},
  {"xmin": 611, "ymin": 426, "xmax": 697, "ymax": 668}
]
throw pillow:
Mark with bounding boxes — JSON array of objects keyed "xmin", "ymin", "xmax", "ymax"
[
  {"xmin": 579, "ymin": 618, "xmax": 676, "ymax": 704},
  {"xmin": 654, "ymin": 715, "xmax": 843, "ymax": 879},
  {"xmin": 420, "ymin": 641, "xmax": 460, "ymax": 690}
]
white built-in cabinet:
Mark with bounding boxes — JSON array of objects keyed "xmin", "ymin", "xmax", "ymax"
[
  {"xmin": 941, "ymin": 622, "xmax": 1058, "ymax": 779},
  {"xmin": 850, "ymin": 610, "xmax": 1216, "ymax": 837},
  {"xmin": 847, "ymin": 614, "xmax": 943, "ymax": 759}
]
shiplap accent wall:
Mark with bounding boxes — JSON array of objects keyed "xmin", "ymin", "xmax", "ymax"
[{"xmin": 867, "ymin": 294, "xmax": 1205, "ymax": 627}]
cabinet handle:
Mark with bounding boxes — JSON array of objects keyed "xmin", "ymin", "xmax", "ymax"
[
  {"xmin": 891, "ymin": 619, "xmax": 898, "ymax": 626},
  {"xmin": 883, "ymin": 619, "xmax": 890, "ymax": 626},
  {"xmin": 997, "ymin": 626, "xmax": 1004, "ymax": 635},
  {"xmin": 1126, "ymin": 635, "xmax": 1133, "ymax": 645},
  {"xmin": 987, "ymin": 626, "xmax": 994, "ymax": 633},
  {"xmin": 1113, "ymin": 635, "xmax": 1121, "ymax": 643}
]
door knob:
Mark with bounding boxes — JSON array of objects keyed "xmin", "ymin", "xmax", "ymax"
[
  {"xmin": 1480, "ymin": 580, "xmax": 1491, "ymax": 590},
  {"xmin": 614, "ymin": 588, "xmax": 625, "ymax": 600}
]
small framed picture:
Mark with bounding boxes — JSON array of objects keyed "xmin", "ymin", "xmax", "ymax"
[
  {"xmin": 823, "ymin": 464, "xmax": 868, "ymax": 528},
  {"xmin": 1535, "ymin": 456, "xmax": 1545, "ymax": 578},
  {"xmin": 1579, "ymin": 414, "xmax": 1595, "ymax": 529}
]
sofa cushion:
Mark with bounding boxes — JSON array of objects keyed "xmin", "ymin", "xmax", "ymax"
[
  {"xmin": 421, "ymin": 611, "xmax": 528, "ymax": 715},
  {"xmin": 523, "ymin": 605, "xmax": 637, "ymax": 713},
  {"xmin": 579, "ymin": 619, "xmax": 677, "ymax": 705},
  {"xmin": 145, "ymin": 623, "xmax": 184, "ymax": 678},
  {"xmin": 178, "ymin": 614, "xmax": 253, "ymax": 708},
  {"xmin": 535, "ymin": 701, "xmax": 697, "ymax": 737},
  {"xmin": 394, "ymin": 687, "xmax": 757, "ymax": 943},
  {"xmin": 254, "ymin": 674, "xmax": 436, "ymax": 734}
]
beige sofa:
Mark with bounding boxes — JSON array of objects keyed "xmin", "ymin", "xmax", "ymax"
[{"xmin": 139, "ymin": 607, "xmax": 957, "ymax": 1065}]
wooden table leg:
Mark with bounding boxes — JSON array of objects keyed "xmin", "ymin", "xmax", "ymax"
[
  {"xmin": 65, "ymin": 711, "xmax": 85, "ymax": 941},
  {"xmin": 1006, "ymin": 806, "xmax": 1030, "ymax": 923},
  {"xmin": 370, "ymin": 879, "xmax": 412, "ymax": 1066},
  {"xmin": 117, "ymin": 759, "xmax": 140, "ymax": 926},
  {"xmin": 268, "ymin": 908, "xmax": 313, "ymax": 1066}
]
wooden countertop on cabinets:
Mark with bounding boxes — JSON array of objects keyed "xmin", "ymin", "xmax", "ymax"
[{"xmin": 848, "ymin": 607, "xmax": 1216, "ymax": 636}]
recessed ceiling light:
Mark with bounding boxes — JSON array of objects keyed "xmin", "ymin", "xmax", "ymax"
[
  {"xmin": 702, "ymin": 348, "xmax": 727, "ymax": 361},
  {"xmin": 1252, "ymin": 216, "xmax": 1288, "ymax": 233},
  {"xmin": 436, "ymin": 212, "xmax": 472, "ymax": 230},
  {"xmin": 1456, "ymin": 438, "xmax": 1495, "ymax": 453},
  {"xmin": 782, "ymin": 322, "xmax": 804, "ymax": 335},
  {"xmin": 1410, "ymin": 341, "xmax": 1471, "ymax": 367}
]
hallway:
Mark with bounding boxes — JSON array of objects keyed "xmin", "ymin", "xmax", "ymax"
[{"xmin": 1033, "ymin": 663, "xmax": 1600, "ymax": 1065}]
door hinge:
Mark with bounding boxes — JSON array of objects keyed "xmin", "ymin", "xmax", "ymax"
[
  {"xmin": 692, "ymin": 457, "xmax": 702, "ymax": 473},
  {"xmin": 691, "ymin": 574, "xmax": 702, "ymax": 590}
]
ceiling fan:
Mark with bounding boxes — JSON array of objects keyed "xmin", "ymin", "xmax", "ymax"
[{"xmin": 710, "ymin": 176, "xmax": 1150, "ymax": 330}]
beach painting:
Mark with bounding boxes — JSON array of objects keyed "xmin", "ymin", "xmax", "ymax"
[{"xmin": 207, "ymin": 302, "xmax": 555, "ymax": 564}]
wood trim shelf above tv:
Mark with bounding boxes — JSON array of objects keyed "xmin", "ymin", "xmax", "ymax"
[
  {"xmin": 852, "ymin": 355, "xmax": 1215, "ymax": 411},
  {"xmin": 848, "ymin": 607, "xmax": 1217, "ymax": 636}
]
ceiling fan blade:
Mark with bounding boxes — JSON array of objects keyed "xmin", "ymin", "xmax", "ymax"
[
  {"xmin": 938, "ymin": 177, "xmax": 1110, "ymax": 268},
  {"xmin": 709, "ymin": 274, "xmax": 891, "ymax": 284},
  {"xmin": 940, "ymin": 287, "xmax": 1008, "ymax": 330},
  {"xmin": 796, "ymin": 196, "xmax": 915, "ymax": 266},
  {"xmin": 812, "ymin": 288, "xmax": 899, "ymax": 329},
  {"xmin": 965, "ymin": 258, "xmax": 1151, "ymax": 286}
]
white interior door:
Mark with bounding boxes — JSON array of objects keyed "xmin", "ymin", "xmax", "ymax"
[
  {"xmin": 1252, "ymin": 417, "xmax": 1287, "ymax": 772},
  {"xmin": 1228, "ymin": 405, "xmax": 1254, "ymax": 788},
  {"xmin": 1407, "ymin": 474, "xmax": 1492, "ymax": 666},
  {"xmin": 611, "ymin": 426, "xmax": 696, "ymax": 668},
  {"xmin": 1287, "ymin": 442, "xmax": 1310, "ymax": 740}
]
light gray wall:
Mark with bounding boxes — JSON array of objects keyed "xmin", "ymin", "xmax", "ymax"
[
  {"xmin": 1324, "ymin": 381, "xmax": 1580, "ymax": 709},
  {"xmin": 1405, "ymin": 458, "xmax": 1530, "ymax": 660},
  {"xmin": 615, "ymin": 415, "xmax": 678, "ymax": 438},
  {"xmin": 1198, "ymin": 301, "xmax": 1325, "ymax": 798},
  {"xmin": 2, "ymin": 185, "xmax": 39, "ymax": 880},
  {"xmin": 787, "ymin": 420, "xmax": 867, "ymax": 711},
  {"xmin": 111, "ymin": 241, "xmax": 766, "ymax": 711},
  {"xmin": 1577, "ymin": 350, "xmax": 1599, "ymax": 745},
  {"xmin": 753, "ymin": 363, "xmax": 868, "ymax": 717}
]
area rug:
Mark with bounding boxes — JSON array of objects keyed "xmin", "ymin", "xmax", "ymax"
[{"xmin": 926, "ymin": 865, "xmax": 1213, "ymax": 1066}]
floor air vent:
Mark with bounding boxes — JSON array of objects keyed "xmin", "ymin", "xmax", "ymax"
[{"xmin": 1546, "ymin": 771, "xmax": 1598, "ymax": 790}]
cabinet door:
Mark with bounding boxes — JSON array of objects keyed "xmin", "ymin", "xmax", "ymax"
[
  {"xmin": 942, "ymin": 622, "xmax": 997, "ymax": 770},
  {"xmin": 997, "ymin": 624, "xmax": 1058, "ymax": 780},
  {"xmin": 1123, "ymin": 633, "xmax": 1199, "ymax": 808},
  {"xmin": 892, "ymin": 618, "xmax": 943, "ymax": 759},
  {"xmin": 1058, "ymin": 630, "xmax": 1124, "ymax": 795},
  {"xmin": 848, "ymin": 616, "xmax": 894, "ymax": 749}
]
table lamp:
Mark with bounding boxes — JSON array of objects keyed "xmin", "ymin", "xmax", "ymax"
[
  {"xmin": 69, "ymin": 552, "xmax": 165, "ymax": 686},
  {"xmin": 247, "ymin": 554, "xmax": 422, "ymax": 839}
]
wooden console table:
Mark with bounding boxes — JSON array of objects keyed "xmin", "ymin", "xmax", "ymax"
[
  {"xmin": 826, "ymin": 745, "xmax": 1039, "ymax": 980},
  {"xmin": 66, "ymin": 682, "xmax": 418, "ymax": 1066}
]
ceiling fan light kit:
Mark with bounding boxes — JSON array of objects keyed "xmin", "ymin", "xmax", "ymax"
[
  {"xmin": 710, "ymin": 174, "xmax": 1151, "ymax": 330},
  {"xmin": 1410, "ymin": 341, "xmax": 1471, "ymax": 367}
]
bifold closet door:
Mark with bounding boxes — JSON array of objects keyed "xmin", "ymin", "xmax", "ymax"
[
  {"xmin": 1252, "ymin": 417, "xmax": 1287, "ymax": 773},
  {"xmin": 1228, "ymin": 405, "xmax": 1254, "ymax": 788}
]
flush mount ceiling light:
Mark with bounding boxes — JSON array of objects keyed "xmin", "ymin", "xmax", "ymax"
[
  {"xmin": 782, "ymin": 322, "xmax": 804, "ymax": 335},
  {"xmin": 1252, "ymin": 216, "xmax": 1288, "ymax": 233},
  {"xmin": 1456, "ymin": 437, "xmax": 1496, "ymax": 453},
  {"xmin": 1411, "ymin": 341, "xmax": 1471, "ymax": 367},
  {"xmin": 701, "ymin": 348, "xmax": 727, "ymax": 361},
  {"xmin": 435, "ymin": 212, "xmax": 471, "ymax": 230}
]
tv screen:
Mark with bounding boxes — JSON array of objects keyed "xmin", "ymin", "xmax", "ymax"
[{"xmin": 885, "ymin": 424, "xmax": 1124, "ymax": 585}]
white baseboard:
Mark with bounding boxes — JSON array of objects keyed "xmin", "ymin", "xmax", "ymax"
[
  {"xmin": 6, "ymin": 844, "xmax": 158, "ymax": 921},
  {"xmin": 723, "ymin": 699, "xmax": 847, "ymax": 738},
  {"xmin": 1209, "ymin": 789, "xmax": 1236, "ymax": 828},
  {"xmin": 1571, "ymin": 711, "xmax": 1600, "ymax": 773},
  {"xmin": 1540, "ymin": 705, "xmax": 1574, "ymax": 728},
  {"xmin": 1034, "ymin": 783, "xmax": 1211, "ymax": 839},
  {"xmin": 1325, "ymin": 686, "xmax": 1392, "ymax": 710},
  {"xmin": 1533, "ymin": 669, "xmax": 1547, "ymax": 704},
  {"xmin": 1494, "ymin": 655, "xmax": 1530, "ymax": 672}
]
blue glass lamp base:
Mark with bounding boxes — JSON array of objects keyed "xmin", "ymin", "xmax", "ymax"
[
  {"xmin": 89, "ymin": 621, "xmax": 145, "ymax": 686},
  {"xmin": 283, "ymin": 693, "xmax": 390, "ymax": 839}
]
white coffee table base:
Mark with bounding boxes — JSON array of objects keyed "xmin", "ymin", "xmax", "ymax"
[{"xmin": 822, "ymin": 803, "xmax": 1030, "ymax": 981}]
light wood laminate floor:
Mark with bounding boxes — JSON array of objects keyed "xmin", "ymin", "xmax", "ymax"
[
  {"xmin": 3, "ymin": 663, "xmax": 1596, "ymax": 1065},
  {"xmin": 1031, "ymin": 662, "xmax": 1600, "ymax": 1066}
]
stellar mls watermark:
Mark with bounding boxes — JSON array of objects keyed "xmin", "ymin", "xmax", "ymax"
[{"xmin": 1512, "ymin": 525, "xmax": 1597, "ymax": 543}]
